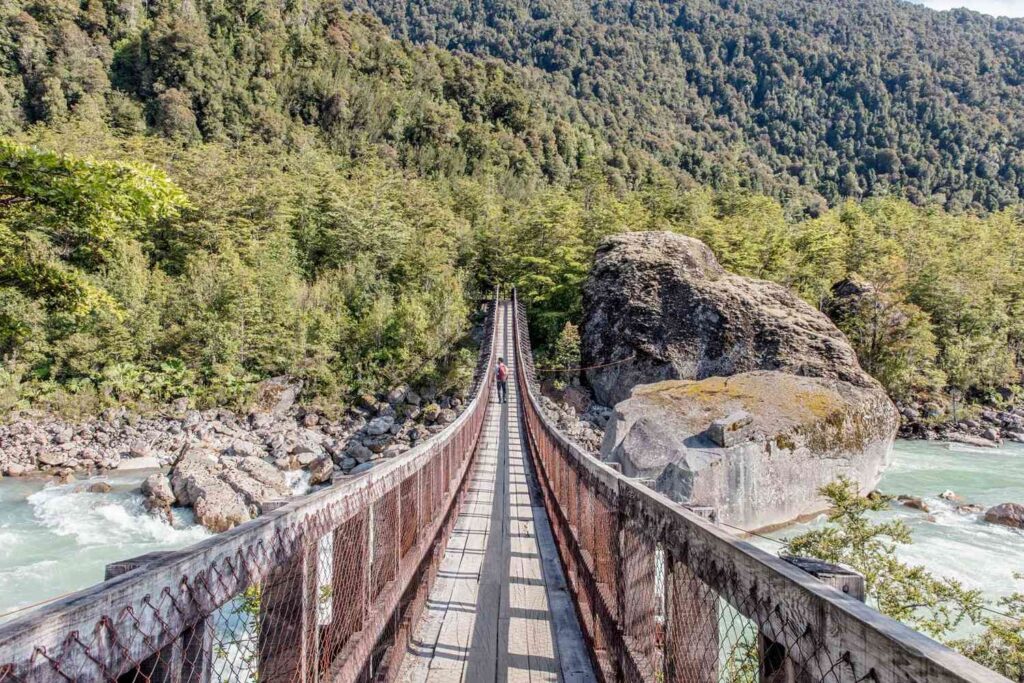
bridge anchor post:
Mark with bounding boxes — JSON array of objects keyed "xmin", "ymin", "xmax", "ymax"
[{"xmin": 758, "ymin": 557, "xmax": 865, "ymax": 682}]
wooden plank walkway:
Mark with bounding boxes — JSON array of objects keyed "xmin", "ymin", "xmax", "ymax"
[{"xmin": 399, "ymin": 302, "xmax": 595, "ymax": 683}]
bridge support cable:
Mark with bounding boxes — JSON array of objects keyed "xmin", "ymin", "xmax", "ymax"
[
  {"xmin": 0, "ymin": 293, "xmax": 500, "ymax": 683},
  {"xmin": 510, "ymin": 288, "xmax": 1011, "ymax": 683}
]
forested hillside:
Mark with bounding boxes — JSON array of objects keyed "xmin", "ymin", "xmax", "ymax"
[
  {"xmin": 0, "ymin": 0, "xmax": 1022, "ymax": 416},
  {"xmin": 0, "ymin": 0, "xmax": 647, "ymax": 413},
  {"xmin": 344, "ymin": 0, "xmax": 1024, "ymax": 212}
]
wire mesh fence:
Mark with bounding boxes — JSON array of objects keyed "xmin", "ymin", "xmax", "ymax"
[
  {"xmin": 0, "ymin": 298, "xmax": 498, "ymax": 683},
  {"xmin": 511, "ymin": 290, "xmax": 1008, "ymax": 683}
]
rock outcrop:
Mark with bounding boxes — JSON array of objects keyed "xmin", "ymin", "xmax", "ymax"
[
  {"xmin": 582, "ymin": 232, "xmax": 876, "ymax": 406},
  {"xmin": 579, "ymin": 231, "xmax": 899, "ymax": 529},
  {"xmin": 602, "ymin": 372, "xmax": 898, "ymax": 530}
]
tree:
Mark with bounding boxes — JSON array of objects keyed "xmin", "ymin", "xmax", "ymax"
[
  {"xmin": 548, "ymin": 321, "xmax": 581, "ymax": 388},
  {"xmin": 953, "ymin": 577, "xmax": 1024, "ymax": 682},
  {"xmin": 784, "ymin": 478, "xmax": 983, "ymax": 639}
]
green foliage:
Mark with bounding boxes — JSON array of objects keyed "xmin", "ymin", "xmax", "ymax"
[
  {"xmin": 953, "ymin": 576, "xmax": 1024, "ymax": 681},
  {"xmin": 0, "ymin": 125, "xmax": 479, "ymax": 412},
  {"xmin": 784, "ymin": 477, "xmax": 984, "ymax": 639},
  {"xmin": 547, "ymin": 321, "xmax": 580, "ymax": 389},
  {"xmin": 0, "ymin": 0, "xmax": 1022, "ymax": 415},
  {"xmin": 351, "ymin": 0, "xmax": 1024, "ymax": 212},
  {"xmin": 505, "ymin": 181, "xmax": 1024, "ymax": 401},
  {"xmin": 785, "ymin": 479, "xmax": 1024, "ymax": 675}
]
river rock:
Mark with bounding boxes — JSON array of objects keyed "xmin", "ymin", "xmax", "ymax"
[
  {"xmin": 344, "ymin": 441, "xmax": 374, "ymax": 464},
  {"xmin": 37, "ymin": 451, "xmax": 68, "ymax": 467},
  {"xmin": 983, "ymin": 427, "xmax": 1002, "ymax": 442},
  {"xmin": 601, "ymin": 371, "xmax": 897, "ymax": 530},
  {"xmin": 118, "ymin": 456, "xmax": 162, "ymax": 471},
  {"xmin": 350, "ymin": 461, "xmax": 375, "ymax": 476},
  {"xmin": 5, "ymin": 463, "xmax": 27, "ymax": 476},
  {"xmin": 386, "ymin": 386, "xmax": 409, "ymax": 405},
  {"xmin": 945, "ymin": 432, "xmax": 998, "ymax": 448},
  {"xmin": 167, "ymin": 449, "xmax": 288, "ymax": 531},
  {"xmin": 142, "ymin": 473, "xmax": 175, "ymax": 507},
  {"xmin": 984, "ymin": 502, "xmax": 1024, "ymax": 529},
  {"xmin": 253, "ymin": 376, "xmax": 303, "ymax": 414},
  {"xmin": 898, "ymin": 495, "xmax": 930, "ymax": 512},
  {"xmin": 582, "ymin": 232, "xmax": 877, "ymax": 406},
  {"xmin": 366, "ymin": 415, "xmax": 394, "ymax": 436},
  {"xmin": 309, "ymin": 457, "xmax": 333, "ymax": 485}
]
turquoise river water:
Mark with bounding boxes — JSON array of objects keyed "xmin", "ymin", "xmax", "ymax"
[{"xmin": 0, "ymin": 439, "xmax": 1020, "ymax": 621}]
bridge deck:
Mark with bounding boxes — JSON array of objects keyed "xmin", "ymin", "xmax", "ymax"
[{"xmin": 399, "ymin": 302, "xmax": 594, "ymax": 682}]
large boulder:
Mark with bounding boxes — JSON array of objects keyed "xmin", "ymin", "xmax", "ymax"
[
  {"xmin": 252, "ymin": 376, "xmax": 303, "ymax": 415},
  {"xmin": 602, "ymin": 371, "xmax": 898, "ymax": 530},
  {"xmin": 168, "ymin": 448, "xmax": 290, "ymax": 532},
  {"xmin": 984, "ymin": 503, "xmax": 1024, "ymax": 529},
  {"xmin": 582, "ymin": 232, "xmax": 876, "ymax": 406}
]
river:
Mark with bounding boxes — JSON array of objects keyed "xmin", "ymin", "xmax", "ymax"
[
  {"xmin": 0, "ymin": 440, "xmax": 1021, "ymax": 621},
  {"xmin": 763, "ymin": 438, "xmax": 1024, "ymax": 605}
]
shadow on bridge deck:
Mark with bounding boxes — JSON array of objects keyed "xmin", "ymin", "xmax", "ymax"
[{"xmin": 398, "ymin": 302, "xmax": 595, "ymax": 683}]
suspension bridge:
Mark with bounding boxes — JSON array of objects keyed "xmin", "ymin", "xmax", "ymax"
[{"xmin": 0, "ymin": 294, "xmax": 1010, "ymax": 682}]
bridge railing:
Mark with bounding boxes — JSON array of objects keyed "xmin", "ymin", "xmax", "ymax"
[
  {"xmin": 511, "ymin": 290, "xmax": 1008, "ymax": 683},
  {"xmin": 0, "ymin": 294, "xmax": 499, "ymax": 683}
]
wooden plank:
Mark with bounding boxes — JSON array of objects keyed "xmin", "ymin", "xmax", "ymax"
[{"xmin": 399, "ymin": 393, "xmax": 504, "ymax": 681}]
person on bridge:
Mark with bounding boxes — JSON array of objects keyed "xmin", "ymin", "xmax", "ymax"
[{"xmin": 496, "ymin": 357, "xmax": 509, "ymax": 403}]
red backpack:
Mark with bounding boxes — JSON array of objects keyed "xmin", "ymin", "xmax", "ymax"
[{"xmin": 496, "ymin": 363, "xmax": 508, "ymax": 381}]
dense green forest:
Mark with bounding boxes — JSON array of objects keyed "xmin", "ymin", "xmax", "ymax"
[
  {"xmin": 0, "ymin": 0, "xmax": 1021, "ymax": 416},
  {"xmin": 345, "ymin": 0, "xmax": 1024, "ymax": 213}
]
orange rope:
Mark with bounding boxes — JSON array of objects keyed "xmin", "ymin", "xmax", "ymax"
[{"xmin": 533, "ymin": 354, "xmax": 637, "ymax": 373}]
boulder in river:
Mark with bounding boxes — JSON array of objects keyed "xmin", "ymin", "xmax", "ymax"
[
  {"xmin": 984, "ymin": 502, "xmax": 1024, "ymax": 529},
  {"xmin": 168, "ymin": 448, "xmax": 290, "ymax": 532},
  {"xmin": 602, "ymin": 371, "xmax": 897, "ymax": 530},
  {"xmin": 582, "ymin": 231, "xmax": 878, "ymax": 406}
]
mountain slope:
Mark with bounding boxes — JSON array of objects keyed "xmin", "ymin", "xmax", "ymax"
[{"xmin": 343, "ymin": 0, "xmax": 1024, "ymax": 211}]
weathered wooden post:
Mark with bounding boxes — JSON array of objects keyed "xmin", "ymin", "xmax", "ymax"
[
  {"xmin": 758, "ymin": 557, "xmax": 866, "ymax": 683},
  {"xmin": 258, "ymin": 503, "xmax": 319, "ymax": 683},
  {"xmin": 105, "ymin": 551, "xmax": 212, "ymax": 683}
]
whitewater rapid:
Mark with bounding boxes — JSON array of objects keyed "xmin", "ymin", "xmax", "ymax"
[{"xmin": 0, "ymin": 472, "xmax": 209, "ymax": 620}]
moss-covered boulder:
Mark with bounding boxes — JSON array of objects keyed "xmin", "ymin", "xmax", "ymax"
[
  {"xmin": 582, "ymin": 231, "xmax": 878, "ymax": 406},
  {"xmin": 602, "ymin": 371, "xmax": 898, "ymax": 530}
]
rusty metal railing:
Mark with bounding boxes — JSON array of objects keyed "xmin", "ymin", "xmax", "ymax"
[
  {"xmin": 0, "ymin": 293, "xmax": 498, "ymax": 683},
  {"xmin": 511, "ymin": 289, "xmax": 1009, "ymax": 683}
]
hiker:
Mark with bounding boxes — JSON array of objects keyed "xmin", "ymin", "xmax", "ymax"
[{"xmin": 496, "ymin": 357, "xmax": 508, "ymax": 403}]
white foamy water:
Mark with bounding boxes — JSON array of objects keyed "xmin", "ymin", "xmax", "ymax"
[
  {"xmin": 762, "ymin": 439, "xmax": 1024, "ymax": 608},
  {"xmin": 0, "ymin": 471, "xmax": 208, "ymax": 620}
]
